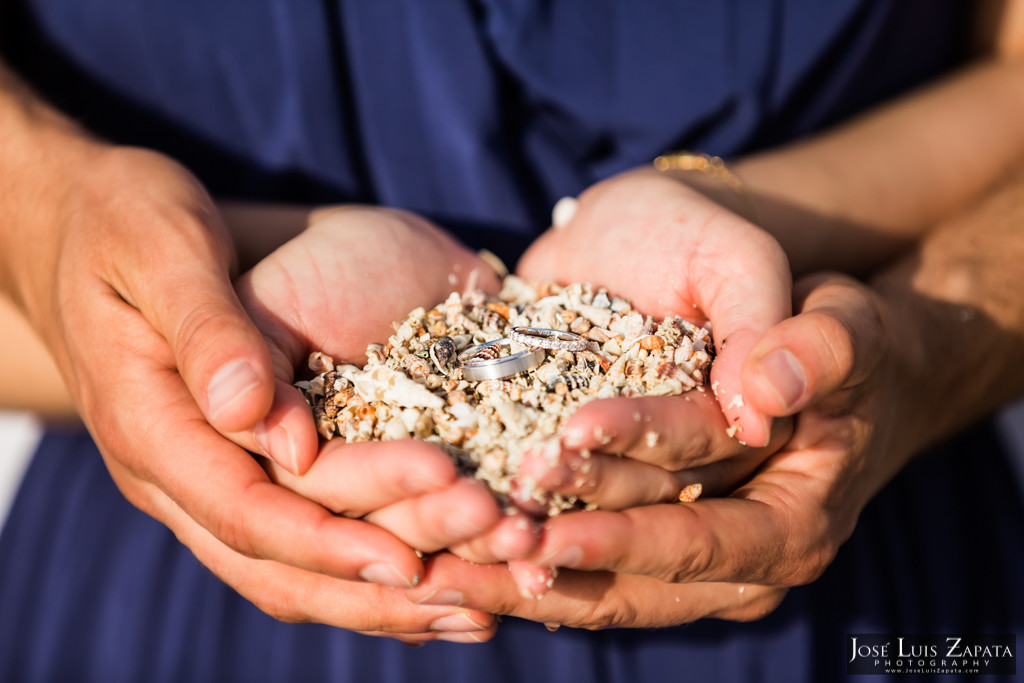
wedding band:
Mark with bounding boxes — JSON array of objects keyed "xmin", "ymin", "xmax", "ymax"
[
  {"xmin": 509, "ymin": 326, "xmax": 588, "ymax": 352},
  {"xmin": 458, "ymin": 338, "xmax": 546, "ymax": 382}
]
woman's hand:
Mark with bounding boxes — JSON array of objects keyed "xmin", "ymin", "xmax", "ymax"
[
  {"xmin": 499, "ymin": 166, "xmax": 794, "ymax": 596},
  {"xmin": 405, "ymin": 273, "xmax": 921, "ymax": 628},
  {"xmin": 518, "ymin": 167, "xmax": 792, "ymax": 448},
  {"xmin": 236, "ymin": 206, "xmax": 541, "ymax": 564}
]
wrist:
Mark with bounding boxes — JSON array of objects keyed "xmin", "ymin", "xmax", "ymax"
[
  {"xmin": 0, "ymin": 67, "xmax": 104, "ymax": 312},
  {"xmin": 651, "ymin": 151, "xmax": 761, "ymax": 224},
  {"xmin": 870, "ymin": 255, "xmax": 1017, "ymax": 460}
]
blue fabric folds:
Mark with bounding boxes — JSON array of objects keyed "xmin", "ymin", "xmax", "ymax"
[{"xmin": 2, "ymin": 0, "xmax": 967, "ymax": 257}]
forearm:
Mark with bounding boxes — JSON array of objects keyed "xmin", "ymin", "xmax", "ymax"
[
  {"xmin": 0, "ymin": 197, "xmax": 306, "ymax": 417},
  {"xmin": 0, "ymin": 60, "xmax": 99, "ymax": 315},
  {"xmin": 0, "ymin": 294, "xmax": 75, "ymax": 416},
  {"xmin": 873, "ymin": 160, "xmax": 1024, "ymax": 456},
  {"xmin": 733, "ymin": 57, "xmax": 1024, "ymax": 276}
]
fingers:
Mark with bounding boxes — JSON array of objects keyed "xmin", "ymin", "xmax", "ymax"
[
  {"xmin": 267, "ymin": 439, "xmax": 459, "ymax": 516},
  {"xmin": 364, "ymin": 478, "xmax": 503, "ymax": 553},
  {"xmin": 507, "ymin": 395, "xmax": 792, "ymax": 513},
  {"xmin": 366, "ymin": 480, "xmax": 541, "ymax": 559},
  {"xmin": 742, "ymin": 273, "xmax": 885, "ymax": 417},
  {"xmin": 559, "ymin": 394, "xmax": 742, "ymax": 469},
  {"xmin": 155, "ymin": 254, "xmax": 276, "ymax": 433},
  {"xmin": 155, "ymin": 433, "xmax": 428, "ymax": 587},
  {"xmin": 232, "ymin": 379, "xmax": 320, "ymax": 474},
  {"xmin": 518, "ymin": 479, "xmax": 836, "ymax": 588},
  {"xmin": 407, "ymin": 553, "xmax": 789, "ymax": 629},
  {"xmin": 694, "ymin": 226, "xmax": 792, "ymax": 447},
  {"xmin": 448, "ymin": 511, "xmax": 541, "ymax": 563},
  {"xmin": 514, "ymin": 446, "xmax": 696, "ymax": 512},
  {"xmin": 507, "ymin": 559, "xmax": 557, "ymax": 599},
  {"xmin": 268, "ymin": 440, "xmax": 540, "ymax": 559},
  {"xmin": 126, "ymin": 472, "xmax": 496, "ymax": 643},
  {"xmin": 520, "ymin": 447, "xmax": 741, "ymax": 511},
  {"xmin": 99, "ymin": 170, "xmax": 279, "ymax": 435},
  {"xmin": 86, "ymin": 298, "xmax": 432, "ymax": 588}
]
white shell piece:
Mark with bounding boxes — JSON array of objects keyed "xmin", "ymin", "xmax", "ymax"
[
  {"xmin": 340, "ymin": 365, "xmax": 444, "ymax": 410},
  {"xmin": 382, "ymin": 417, "xmax": 410, "ymax": 440},
  {"xmin": 498, "ymin": 275, "xmax": 538, "ymax": 305},
  {"xmin": 551, "ymin": 196, "xmax": 578, "ymax": 228},
  {"xmin": 449, "ymin": 401, "xmax": 480, "ymax": 430},
  {"xmin": 308, "ymin": 351, "xmax": 335, "ymax": 373},
  {"xmin": 576, "ymin": 304, "xmax": 613, "ymax": 329}
]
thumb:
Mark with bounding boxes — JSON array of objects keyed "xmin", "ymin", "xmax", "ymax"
[
  {"xmin": 741, "ymin": 273, "xmax": 884, "ymax": 416},
  {"xmin": 139, "ymin": 244, "xmax": 276, "ymax": 435},
  {"xmin": 696, "ymin": 230, "xmax": 792, "ymax": 447}
]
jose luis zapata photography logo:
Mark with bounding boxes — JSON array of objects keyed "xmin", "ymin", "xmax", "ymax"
[{"xmin": 847, "ymin": 634, "xmax": 1016, "ymax": 676}]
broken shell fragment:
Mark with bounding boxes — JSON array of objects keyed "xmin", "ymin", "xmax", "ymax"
[
  {"xmin": 678, "ymin": 483, "xmax": 703, "ymax": 503},
  {"xmin": 428, "ymin": 336, "xmax": 459, "ymax": 376}
]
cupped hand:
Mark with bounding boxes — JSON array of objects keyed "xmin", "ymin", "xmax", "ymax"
[
  {"xmin": 5, "ymin": 143, "xmax": 508, "ymax": 641},
  {"xmin": 237, "ymin": 207, "xmax": 541, "ymax": 562},
  {"xmin": 407, "ymin": 273, "xmax": 919, "ymax": 628},
  {"xmin": 120, "ymin": 203, "xmax": 522, "ymax": 641},
  {"xmin": 517, "ymin": 167, "xmax": 792, "ymax": 447},
  {"xmin": 223, "ymin": 206, "xmax": 544, "ymax": 637}
]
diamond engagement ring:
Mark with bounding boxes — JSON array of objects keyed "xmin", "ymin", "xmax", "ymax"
[
  {"xmin": 458, "ymin": 338, "xmax": 546, "ymax": 382},
  {"xmin": 509, "ymin": 326, "xmax": 588, "ymax": 352}
]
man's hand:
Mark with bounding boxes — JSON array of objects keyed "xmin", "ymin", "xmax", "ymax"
[
  {"xmin": 221, "ymin": 207, "xmax": 543, "ymax": 638},
  {"xmin": 404, "ymin": 273, "xmax": 918, "ymax": 628}
]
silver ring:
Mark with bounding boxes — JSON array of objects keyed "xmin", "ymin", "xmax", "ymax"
[
  {"xmin": 509, "ymin": 326, "xmax": 588, "ymax": 352},
  {"xmin": 458, "ymin": 338, "xmax": 545, "ymax": 382}
]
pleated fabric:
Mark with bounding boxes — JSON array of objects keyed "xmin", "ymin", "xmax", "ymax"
[{"xmin": 1, "ymin": 0, "xmax": 967, "ymax": 257}]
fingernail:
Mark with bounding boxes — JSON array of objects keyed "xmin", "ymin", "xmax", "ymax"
[
  {"xmin": 539, "ymin": 545, "xmax": 583, "ymax": 568},
  {"xmin": 430, "ymin": 612, "xmax": 488, "ymax": 632},
  {"xmin": 435, "ymin": 631, "xmax": 487, "ymax": 644},
  {"xmin": 207, "ymin": 360, "xmax": 260, "ymax": 421},
  {"xmin": 359, "ymin": 563, "xmax": 417, "ymax": 588},
  {"xmin": 758, "ymin": 349, "xmax": 806, "ymax": 410},
  {"xmin": 414, "ymin": 588, "xmax": 465, "ymax": 606},
  {"xmin": 253, "ymin": 421, "xmax": 298, "ymax": 474},
  {"xmin": 444, "ymin": 515, "xmax": 486, "ymax": 538}
]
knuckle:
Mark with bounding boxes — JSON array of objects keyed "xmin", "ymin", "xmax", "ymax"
[
  {"xmin": 174, "ymin": 304, "xmax": 229, "ymax": 374},
  {"xmin": 784, "ymin": 531, "xmax": 840, "ymax": 586},
  {"xmin": 576, "ymin": 599, "xmax": 640, "ymax": 630},
  {"xmin": 251, "ymin": 594, "xmax": 310, "ymax": 625},
  {"xmin": 662, "ymin": 533, "xmax": 715, "ymax": 584},
  {"xmin": 209, "ymin": 503, "xmax": 262, "ymax": 560},
  {"xmin": 668, "ymin": 432, "xmax": 713, "ymax": 469},
  {"xmin": 801, "ymin": 540, "xmax": 840, "ymax": 584},
  {"xmin": 715, "ymin": 588, "xmax": 788, "ymax": 622}
]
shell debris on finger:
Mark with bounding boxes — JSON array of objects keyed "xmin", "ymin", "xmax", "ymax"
[
  {"xmin": 678, "ymin": 483, "xmax": 703, "ymax": 503},
  {"xmin": 296, "ymin": 275, "xmax": 713, "ymax": 516}
]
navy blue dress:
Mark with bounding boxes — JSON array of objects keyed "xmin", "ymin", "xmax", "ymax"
[{"xmin": 3, "ymin": 1, "xmax": 1022, "ymax": 681}]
